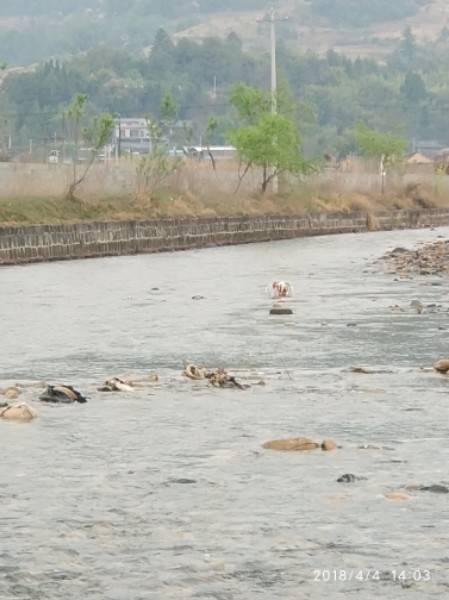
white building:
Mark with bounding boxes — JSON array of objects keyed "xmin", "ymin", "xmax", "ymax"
[{"xmin": 115, "ymin": 117, "xmax": 151, "ymax": 155}]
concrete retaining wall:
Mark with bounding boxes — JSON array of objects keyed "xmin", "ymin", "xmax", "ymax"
[{"xmin": 1, "ymin": 210, "xmax": 449, "ymax": 266}]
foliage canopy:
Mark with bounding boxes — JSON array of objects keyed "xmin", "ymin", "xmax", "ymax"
[{"xmin": 226, "ymin": 84, "xmax": 313, "ymax": 192}]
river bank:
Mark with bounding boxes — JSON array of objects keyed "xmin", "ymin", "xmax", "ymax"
[{"xmin": 1, "ymin": 208, "xmax": 449, "ymax": 266}]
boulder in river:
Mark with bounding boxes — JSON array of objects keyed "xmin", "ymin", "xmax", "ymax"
[
  {"xmin": 262, "ymin": 437, "xmax": 320, "ymax": 451},
  {"xmin": 433, "ymin": 359, "xmax": 449, "ymax": 374},
  {"xmin": 0, "ymin": 403, "xmax": 38, "ymax": 421}
]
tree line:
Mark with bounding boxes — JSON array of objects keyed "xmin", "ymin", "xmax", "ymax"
[{"xmin": 0, "ymin": 25, "xmax": 448, "ymax": 161}]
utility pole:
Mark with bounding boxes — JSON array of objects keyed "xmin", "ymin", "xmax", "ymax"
[
  {"xmin": 114, "ymin": 114, "xmax": 121, "ymax": 162},
  {"xmin": 269, "ymin": 7, "xmax": 277, "ymax": 115},
  {"xmin": 258, "ymin": 7, "xmax": 288, "ymax": 192}
]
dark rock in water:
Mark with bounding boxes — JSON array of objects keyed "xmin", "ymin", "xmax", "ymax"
[
  {"xmin": 171, "ymin": 478, "xmax": 197, "ymax": 485},
  {"xmin": 419, "ymin": 484, "xmax": 449, "ymax": 494},
  {"xmin": 39, "ymin": 385, "xmax": 87, "ymax": 404},
  {"xmin": 337, "ymin": 474, "xmax": 367, "ymax": 483},
  {"xmin": 0, "ymin": 400, "xmax": 8, "ymax": 408},
  {"xmin": 270, "ymin": 308, "xmax": 293, "ymax": 315}
]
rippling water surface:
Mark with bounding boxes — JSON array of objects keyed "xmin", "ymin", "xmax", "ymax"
[{"xmin": 1, "ymin": 228, "xmax": 449, "ymax": 599}]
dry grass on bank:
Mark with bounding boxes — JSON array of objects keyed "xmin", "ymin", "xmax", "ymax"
[{"xmin": 0, "ymin": 180, "xmax": 446, "ymax": 227}]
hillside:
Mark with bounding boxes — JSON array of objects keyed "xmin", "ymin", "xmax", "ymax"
[
  {"xmin": 1, "ymin": 0, "xmax": 449, "ymax": 162},
  {"xmin": 172, "ymin": 0, "xmax": 449, "ymax": 60},
  {"xmin": 1, "ymin": 0, "xmax": 448, "ymax": 67}
]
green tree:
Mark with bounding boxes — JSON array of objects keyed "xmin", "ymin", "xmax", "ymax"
[
  {"xmin": 159, "ymin": 91, "xmax": 178, "ymax": 142},
  {"xmin": 353, "ymin": 121, "xmax": 407, "ymax": 193},
  {"xmin": 160, "ymin": 92, "xmax": 177, "ymax": 122},
  {"xmin": 202, "ymin": 116, "xmax": 219, "ymax": 169},
  {"xmin": 226, "ymin": 83, "xmax": 312, "ymax": 193},
  {"xmin": 400, "ymin": 71, "xmax": 427, "ymax": 103},
  {"xmin": 64, "ymin": 93, "xmax": 114, "ymax": 200},
  {"xmin": 353, "ymin": 121, "xmax": 407, "ymax": 166},
  {"xmin": 136, "ymin": 95, "xmax": 183, "ymax": 203}
]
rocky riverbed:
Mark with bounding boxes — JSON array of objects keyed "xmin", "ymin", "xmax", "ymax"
[
  {"xmin": 380, "ymin": 237, "xmax": 449, "ymax": 279},
  {"xmin": 1, "ymin": 227, "xmax": 449, "ymax": 600}
]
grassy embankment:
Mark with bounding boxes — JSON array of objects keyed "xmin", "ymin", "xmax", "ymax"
[{"xmin": 0, "ymin": 168, "xmax": 446, "ymax": 227}]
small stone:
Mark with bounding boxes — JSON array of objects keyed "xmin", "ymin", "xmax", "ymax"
[
  {"xmin": 337, "ymin": 474, "xmax": 367, "ymax": 483},
  {"xmin": 351, "ymin": 366, "xmax": 374, "ymax": 374},
  {"xmin": 385, "ymin": 492, "xmax": 410, "ymax": 501},
  {"xmin": 270, "ymin": 308, "xmax": 293, "ymax": 315},
  {"xmin": 3, "ymin": 387, "xmax": 21, "ymax": 400},
  {"xmin": 146, "ymin": 373, "xmax": 159, "ymax": 382},
  {"xmin": 172, "ymin": 478, "xmax": 197, "ymax": 484},
  {"xmin": 404, "ymin": 484, "xmax": 422, "ymax": 492},
  {"xmin": 420, "ymin": 484, "xmax": 449, "ymax": 494},
  {"xmin": 410, "ymin": 300, "xmax": 423, "ymax": 308},
  {"xmin": 321, "ymin": 439, "xmax": 339, "ymax": 451},
  {"xmin": 390, "ymin": 305, "xmax": 405, "ymax": 312}
]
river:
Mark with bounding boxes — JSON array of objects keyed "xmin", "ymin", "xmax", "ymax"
[{"xmin": 1, "ymin": 227, "xmax": 448, "ymax": 599}]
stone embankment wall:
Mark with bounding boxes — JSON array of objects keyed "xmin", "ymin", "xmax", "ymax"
[{"xmin": 1, "ymin": 210, "xmax": 449, "ymax": 266}]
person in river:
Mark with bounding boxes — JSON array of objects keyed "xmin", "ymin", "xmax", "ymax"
[{"xmin": 267, "ymin": 281, "xmax": 294, "ymax": 299}]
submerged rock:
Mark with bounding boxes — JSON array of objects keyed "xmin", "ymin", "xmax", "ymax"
[
  {"xmin": 337, "ymin": 474, "xmax": 367, "ymax": 483},
  {"xmin": 385, "ymin": 492, "xmax": 410, "ymax": 501},
  {"xmin": 184, "ymin": 363, "xmax": 206, "ymax": 380},
  {"xmin": 98, "ymin": 377, "xmax": 134, "ymax": 392},
  {"xmin": 351, "ymin": 366, "xmax": 375, "ymax": 374},
  {"xmin": 419, "ymin": 484, "xmax": 449, "ymax": 494},
  {"xmin": 262, "ymin": 437, "xmax": 320, "ymax": 451},
  {"xmin": 321, "ymin": 439, "xmax": 340, "ymax": 451},
  {"xmin": 0, "ymin": 403, "xmax": 38, "ymax": 421},
  {"xmin": 145, "ymin": 373, "xmax": 159, "ymax": 382},
  {"xmin": 39, "ymin": 385, "xmax": 87, "ymax": 404},
  {"xmin": 270, "ymin": 308, "xmax": 293, "ymax": 315},
  {"xmin": 1, "ymin": 386, "xmax": 22, "ymax": 400},
  {"xmin": 183, "ymin": 364, "xmax": 249, "ymax": 389}
]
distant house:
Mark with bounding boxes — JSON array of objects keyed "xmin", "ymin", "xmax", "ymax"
[
  {"xmin": 410, "ymin": 140, "xmax": 446, "ymax": 160},
  {"xmin": 406, "ymin": 151, "xmax": 432, "ymax": 164},
  {"xmin": 183, "ymin": 146, "xmax": 237, "ymax": 161},
  {"xmin": 115, "ymin": 117, "xmax": 151, "ymax": 155}
]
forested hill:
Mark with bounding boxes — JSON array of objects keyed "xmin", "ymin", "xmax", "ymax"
[
  {"xmin": 1, "ymin": 0, "xmax": 448, "ymax": 160},
  {"xmin": 1, "ymin": 22, "xmax": 448, "ymax": 160},
  {"xmin": 0, "ymin": 0, "xmax": 443, "ymax": 67}
]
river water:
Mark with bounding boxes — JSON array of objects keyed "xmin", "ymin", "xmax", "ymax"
[{"xmin": 1, "ymin": 227, "xmax": 449, "ymax": 599}]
